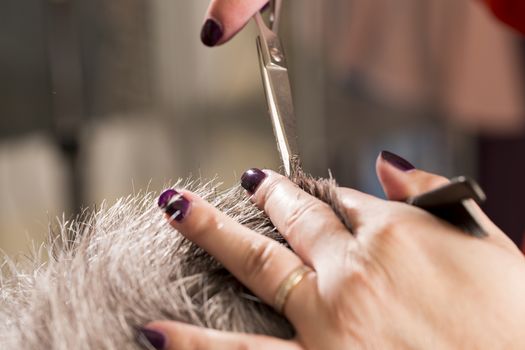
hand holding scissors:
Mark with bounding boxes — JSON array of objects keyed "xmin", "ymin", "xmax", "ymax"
[
  {"xmin": 139, "ymin": 5, "xmax": 525, "ymax": 349},
  {"xmin": 145, "ymin": 150, "xmax": 525, "ymax": 350}
]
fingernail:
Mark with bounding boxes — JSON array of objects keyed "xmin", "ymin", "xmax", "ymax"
[
  {"xmin": 241, "ymin": 168, "xmax": 267, "ymax": 194},
  {"xmin": 200, "ymin": 18, "xmax": 223, "ymax": 47},
  {"xmin": 380, "ymin": 151, "xmax": 415, "ymax": 171},
  {"xmin": 137, "ymin": 327, "xmax": 166, "ymax": 350},
  {"xmin": 158, "ymin": 189, "xmax": 191, "ymax": 222},
  {"xmin": 158, "ymin": 189, "xmax": 177, "ymax": 209}
]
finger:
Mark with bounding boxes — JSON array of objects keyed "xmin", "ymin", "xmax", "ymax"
[
  {"xmin": 375, "ymin": 151, "xmax": 513, "ymax": 244},
  {"xmin": 242, "ymin": 169, "xmax": 354, "ymax": 268},
  {"xmin": 375, "ymin": 150, "xmax": 448, "ymax": 201},
  {"xmin": 140, "ymin": 321, "xmax": 303, "ymax": 350},
  {"xmin": 157, "ymin": 188, "xmax": 315, "ymax": 316},
  {"xmin": 201, "ymin": 0, "xmax": 269, "ymax": 46}
]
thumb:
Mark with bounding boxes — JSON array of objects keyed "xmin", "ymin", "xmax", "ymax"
[
  {"xmin": 376, "ymin": 151, "xmax": 516, "ymax": 248},
  {"xmin": 376, "ymin": 151, "xmax": 449, "ymax": 201}
]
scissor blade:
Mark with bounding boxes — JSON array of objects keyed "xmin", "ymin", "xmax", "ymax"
[
  {"xmin": 256, "ymin": 36, "xmax": 299, "ymax": 176},
  {"xmin": 270, "ymin": 0, "xmax": 283, "ymax": 32}
]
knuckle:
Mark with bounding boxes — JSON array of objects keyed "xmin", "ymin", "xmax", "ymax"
[
  {"xmin": 374, "ymin": 218, "xmax": 405, "ymax": 245},
  {"xmin": 374, "ymin": 208, "xmax": 407, "ymax": 236},
  {"xmin": 365, "ymin": 210, "xmax": 415, "ymax": 257},
  {"xmin": 345, "ymin": 265, "xmax": 369, "ymax": 288},
  {"xmin": 241, "ymin": 239, "xmax": 279, "ymax": 281},
  {"xmin": 260, "ymin": 175, "xmax": 284, "ymax": 207},
  {"xmin": 342, "ymin": 251, "xmax": 371, "ymax": 288},
  {"xmin": 283, "ymin": 200, "xmax": 330, "ymax": 240}
]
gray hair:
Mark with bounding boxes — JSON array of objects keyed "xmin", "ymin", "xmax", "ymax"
[{"xmin": 0, "ymin": 170, "xmax": 349, "ymax": 349}]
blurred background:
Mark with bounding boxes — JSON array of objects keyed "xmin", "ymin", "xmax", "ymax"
[{"xmin": 1, "ymin": 0, "xmax": 524, "ymax": 257}]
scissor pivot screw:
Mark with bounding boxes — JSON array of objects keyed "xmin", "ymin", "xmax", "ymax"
[{"xmin": 270, "ymin": 47, "xmax": 284, "ymax": 62}]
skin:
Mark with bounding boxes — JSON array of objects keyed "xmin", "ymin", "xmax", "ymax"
[
  {"xmin": 144, "ymin": 2, "xmax": 525, "ymax": 347},
  {"xmin": 146, "ymin": 154, "xmax": 525, "ymax": 349},
  {"xmin": 203, "ymin": 0, "xmax": 525, "ymax": 46},
  {"xmin": 202, "ymin": 0, "xmax": 269, "ymax": 45}
]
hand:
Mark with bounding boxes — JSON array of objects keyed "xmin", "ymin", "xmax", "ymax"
[
  {"xmin": 143, "ymin": 151, "xmax": 525, "ymax": 349},
  {"xmin": 200, "ymin": 0, "xmax": 269, "ymax": 46}
]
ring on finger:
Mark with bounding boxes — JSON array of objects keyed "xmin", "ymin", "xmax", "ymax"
[{"xmin": 274, "ymin": 265, "xmax": 313, "ymax": 313}]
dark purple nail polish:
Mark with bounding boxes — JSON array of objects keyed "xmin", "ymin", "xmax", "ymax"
[
  {"xmin": 137, "ymin": 328, "xmax": 166, "ymax": 350},
  {"xmin": 158, "ymin": 189, "xmax": 177, "ymax": 210},
  {"xmin": 241, "ymin": 168, "xmax": 267, "ymax": 194},
  {"xmin": 200, "ymin": 18, "xmax": 223, "ymax": 47},
  {"xmin": 158, "ymin": 189, "xmax": 191, "ymax": 222},
  {"xmin": 380, "ymin": 150, "xmax": 415, "ymax": 172}
]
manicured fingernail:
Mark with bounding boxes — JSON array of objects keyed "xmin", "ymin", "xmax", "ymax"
[
  {"xmin": 158, "ymin": 189, "xmax": 177, "ymax": 209},
  {"xmin": 380, "ymin": 151, "xmax": 415, "ymax": 171},
  {"xmin": 137, "ymin": 327, "xmax": 166, "ymax": 350},
  {"xmin": 201, "ymin": 18, "xmax": 223, "ymax": 47},
  {"xmin": 158, "ymin": 189, "xmax": 191, "ymax": 222},
  {"xmin": 241, "ymin": 168, "xmax": 267, "ymax": 194}
]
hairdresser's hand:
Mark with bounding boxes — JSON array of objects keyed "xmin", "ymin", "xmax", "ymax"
[
  {"xmin": 145, "ymin": 151, "xmax": 525, "ymax": 349},
  {"xmin": 200, "ymin": 0, "xmax": 268, "ymax": 46}
]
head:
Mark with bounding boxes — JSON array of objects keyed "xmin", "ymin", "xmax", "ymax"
[{"xmin": 0, "ymin": 169, "xmax": 350, "ymax": 349}]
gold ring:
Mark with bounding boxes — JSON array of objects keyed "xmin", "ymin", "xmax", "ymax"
[{"xmin": 274, "ymin": 265, "xmax": 312, "ymax": 313}]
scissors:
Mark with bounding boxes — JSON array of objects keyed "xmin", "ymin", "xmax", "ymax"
[
  {"xmin": 253, "ymin": 2, "xmax": 487, "ymax": 238},
  {"xmin": 254, "ymin": 0, "xmax": 298, "ymax": 177}
]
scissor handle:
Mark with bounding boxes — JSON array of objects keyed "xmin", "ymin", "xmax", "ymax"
[
  {"xmin": 406, "ymin": 177, "xmax": 488, "ymax": 238},
  {"xmin": 269, "ymin": 0, "xmax": 283, "ymax": 33},
  {"xmin": 258, "ymin": 0, "xmax": 282, "ymax": 33}
]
